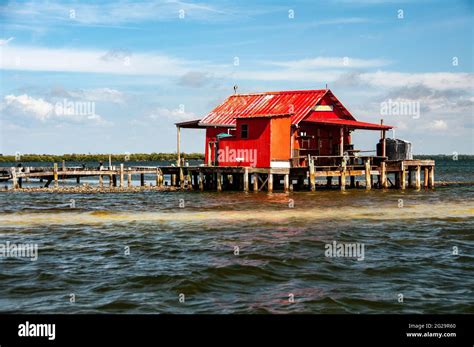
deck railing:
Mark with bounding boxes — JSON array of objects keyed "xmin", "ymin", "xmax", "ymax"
[{"xmin": 291, "ymin": 153, "xmax": 387, "ymax": 168}]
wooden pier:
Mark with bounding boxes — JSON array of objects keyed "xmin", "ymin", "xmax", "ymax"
[{"xmin": 1, "ymin": 156, "xmax": 435, "ymax": 192}]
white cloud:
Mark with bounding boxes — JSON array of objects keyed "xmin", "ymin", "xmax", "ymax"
[
  {"xmin": 0, "ymin": 37, "xmax": 14, "ymax": 45},
  {"xmin": 149, "ymin": 106, "xmax": 196, "ymax": 121},
  {"xmin": 1, "ymin": 1, "xmax": 226, "ymax": 26},
  {"xmin": 2, "ymin": 94, "xmax": 53, "ymax": 121},
  {"xmin": 4, "ymin": 45, "xmax": 470, "ymax": 97},
  {"xmin": 68, "ymin": 88, "xmax": 125, "ymax": 103},
  {"xmin": 178, "ymin": 71, "xmax": 213, "ymax": 88},
  {"xmin": 234, "ymin": 67, "xmax": 474, "ymax": 95},
  {"xmin": 359, "ymin": 71, "xmax": 473, "ymax": 90},
  {"xmin": 0, "ymin": 45, "xmax": 196, "ymax": 75},
  {"xmin": 268, "ymin": 57, "xmax": 390, "ymax": 69},
  {"xmin": 429, "ymin": 120, "xmax": 448, "ymax": 131},
  {"xmin": 233, "ymin": 69, "xmax": 342, "ymax": 82},
  {"xmin": 1, "ymin": 94, "xmax": 106, "ymax": 124}
]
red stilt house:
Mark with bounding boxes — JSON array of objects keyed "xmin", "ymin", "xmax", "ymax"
[{"xmin": 176, "ymin": 89, "xmax": 393, "ymax": 168}]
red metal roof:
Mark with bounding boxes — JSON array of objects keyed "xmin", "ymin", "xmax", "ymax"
[
  {"xmin": 302, "ymin": 118, "xmax": 393, "ymax": 130},
  {"xmin": 199, "ymin": 89, "xmax": 330, "ymax": 126},
  {"xmin": 234, "ymin": 113, "xmax": 291, "ymax": 119},
  {"xmin": 198, "ymin": 89, "xmax": 393, "ymax": 129}
]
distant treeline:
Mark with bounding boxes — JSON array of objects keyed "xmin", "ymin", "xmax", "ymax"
[
  {"xmin": 0, "ymin": 153, "xmax": 204, "ymax": 162},
  {"xmin": 414, "ymin": 154, "xmax": 473, "ymax": 160}
]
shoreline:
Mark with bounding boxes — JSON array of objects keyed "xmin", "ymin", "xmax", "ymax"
[
  {"xmin": 0, "ymin": 153, "xmax": 204, "ymax": 163},
  {"xmin": 1, "ymin": 185, "xmax": 182, "ymax": 193},
  {"xmin": 1, "ymin": 181, "xmax": 472, "ymax": 193}
]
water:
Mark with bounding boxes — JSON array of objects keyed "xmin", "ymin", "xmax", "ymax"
[{"xmin": 0, "ymin": 158, "xmax": 472, "ymax": 313}]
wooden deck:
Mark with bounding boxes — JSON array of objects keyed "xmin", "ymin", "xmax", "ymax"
[{"xmin": 1, "ymin": 157, "xmax": 435, "ymax": 192}]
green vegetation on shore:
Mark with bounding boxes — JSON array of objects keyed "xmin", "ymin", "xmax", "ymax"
[
  {"xmin": 414, "ymin": 154, "xmax": 473, "ymax": 160},
  {"xmin": 0, "ymin": 153, "xmax": 204, "ymax": 162}
]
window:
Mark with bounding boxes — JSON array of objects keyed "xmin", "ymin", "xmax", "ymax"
[
  {"xmin": 241, "ymin": 124, "xmax": 248, "ymax": 138},
  {"xmin": 314, "ymin": 105, "xmax": 333, "ymax": 111}
]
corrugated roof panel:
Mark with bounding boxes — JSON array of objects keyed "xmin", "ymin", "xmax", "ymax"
[{"xmin": 199, "ymin": 89, "xmax": 330, "ymax": 126}]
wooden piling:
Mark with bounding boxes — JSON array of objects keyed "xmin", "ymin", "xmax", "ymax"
[
  {"xmin": 268, "ymin": 173, "xmax": 273, "ymax": 192},
  {"xmin": 76, "ymin": 176, "xmax": 80, "ymax": 184},
  {"xmin": 187, "ymin": 171, "xmax": 192, "ymax": 190},
  {"xmin": 243, "ymin": 168, "xmax": 249, "ymax": 192},
  {"xmin": 429, "ymin": 167, "xmax": 435, "ymax": 188},
  {"xmin": 99, "ymin": 174, "xmax": 103, "ymax": 188},
  {"xmin": 109, "ymin": 174, "xmax": 113, "ymax": 188},
  {"xmin": 415, "ymin": 165, "xmax": 421, "ymax": 189},
  {"xmin": 171, "ymin": 174, "xmax": 176, "ymax": 186},
  {"xmin": 199, "ymin": 172, "xmax": 204, "ymax": 191},
  {"xmin": 253, "ymin": 173, "xmax": 258, "ymax": 191},
  {"xmin": 127, "ymin": 173, "xmax": 132, "ymax": 187},
  {"xmin": 340, "ymin": 161, "xmax": 346, "ymax": 190},
  {"xmin": 309, "ymin": 157, "xmax": 315, "ymax": 191},
  {"xmin": 156, "ymin": 168, "xmax": 164, "ymax": 187},
  {"xmin": 11, "ymin": 167, "xmax": 18, "ymax": 190},
  {"xmin": 53, "ymin": 163, "xmax": 58, "ymax": 187},
  {"xmin": 217, "ymin": 172, "xmax": 223, "ymax": 191},
  {"xmin": 179, "ymin": 168, "xmax": 185, "ymax": 189},
  {"xmin": 423, "ymin": 167, "xmax": 429, "ymax": 188},
  {"xmin": 24, "ymin": 167, "xmax": 30, "ymax": 182},
  {"xmin": 381, "ymin": 161, "xmax": 388, "ymax": 189},
  {"xmin": 120, "ymin": 164, "xmax": 124, "ymax": 188},
  {"xmin": 155, "ymin": 167, "xmax": 160, "ymax": 187},
  {"xmin": 365, "ymin": 159, "xmax": 371, "ymax": 190},
  {"xmin": 401, "ymin": 166, "xmax": 406, "ymax": 190},
  {"xmin": 284, "ymin": 174, "xmax": 289, "ymax": 192},
  {"xmin": 140, "ymin": 173, "xmax": 145, "ymax": 187}
]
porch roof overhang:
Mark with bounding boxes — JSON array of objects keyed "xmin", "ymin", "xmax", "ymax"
[
  {"xmin": 175, "ymin": 119, "xmax": 203, "ymax": 128},
  {"xmin": 301, "ymin": 118, "xmax": 393, "ymax": 130}
]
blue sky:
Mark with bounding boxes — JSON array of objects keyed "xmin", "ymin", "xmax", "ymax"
[{"xmin": 0, "ymin": 0, "xmax": 473, "ymax": 155}]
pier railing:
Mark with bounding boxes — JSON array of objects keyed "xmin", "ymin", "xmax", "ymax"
[{"xmin": 291, "ymin": 153, "xmax": 386, "ymax": 168}]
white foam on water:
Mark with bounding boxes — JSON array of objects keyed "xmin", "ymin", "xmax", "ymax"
[{"xmin": 0, "ymin": 203, "xmax": 472, "ymax": 226}]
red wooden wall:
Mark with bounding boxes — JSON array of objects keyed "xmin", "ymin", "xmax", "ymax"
[{"xmin": 203, "ymin": 93, "xmax": 353, "ymax": 168}]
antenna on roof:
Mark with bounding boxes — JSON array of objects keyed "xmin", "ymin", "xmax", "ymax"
[
  {"xmin": 325, "ymin": 83, "xmax": 328, "ymax": 90},
  {"xmin": 233, "ymin": 85, "xmax": 238, "ymax": 94}
]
